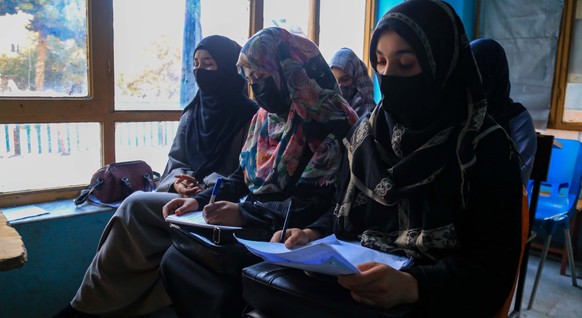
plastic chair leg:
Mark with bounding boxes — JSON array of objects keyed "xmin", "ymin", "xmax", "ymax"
[
  {"xmin": 563, "ymin": 229, "xmax": 579, "ymax": 287},
  {"xmin": 527, "ymin": 234, "xmax": 552, "ymax": 310}
]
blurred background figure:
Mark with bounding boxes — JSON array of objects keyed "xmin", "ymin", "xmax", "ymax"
[
  {"xmin": 471, "ymin": 38, "xmax": 537, "ymax": 185},
  {"xmin": 330, "ymin": 47, "xmax": 375, "ymax": 117}
]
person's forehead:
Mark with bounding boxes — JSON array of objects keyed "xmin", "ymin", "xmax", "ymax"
[
  {"xmin": 195, "ymin": 49, "xmax": 212, "ymax": 58},
  {"xmin": 331, "ymin": 67, "xmax": 349, "ymax": 77}
]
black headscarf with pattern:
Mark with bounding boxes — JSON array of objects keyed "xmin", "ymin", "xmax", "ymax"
[{"xmin": 335, "ymin": 0, "xmax": 492, "ymax": 261}]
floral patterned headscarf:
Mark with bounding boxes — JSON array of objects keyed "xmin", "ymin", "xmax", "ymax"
[{"xmin": 237, "ymin": 27, "xmax": 358, "ymax": 194}]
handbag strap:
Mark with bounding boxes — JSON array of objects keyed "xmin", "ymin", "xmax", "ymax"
[
  {"xmin": 120, "ymin": 177, "xmax": 133, "ymax": 196},
  {"xmin": 143, "ymin": 171, "xmax": 161, "ymax": 192},
  {"xmin": 74, "ymin": 178, "xmax": 104, "ymax": 206}
]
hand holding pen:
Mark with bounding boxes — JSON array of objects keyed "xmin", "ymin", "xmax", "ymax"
[
  {"xmin": 208, "ymin": 177, "xmax": 223, "ymax": 204},
  {"xmin": 202, "ymin": 178, "xmax": 246, "ymax": 226}
]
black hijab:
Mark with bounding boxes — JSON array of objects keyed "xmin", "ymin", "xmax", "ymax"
[
  {"xmin": 471, "ymin": 38, "xmax": 526, "ymax": 132},
  {"xmin": 336, "ymin": 0, "xmax": 491, "ymax": 260},
  {"xmin": 366, "ymin": 0, "xmax": 486, "ymax": 203},
  {"xmin": 184, "ymin": 35, "xmax": 258, "ymax": 180}
]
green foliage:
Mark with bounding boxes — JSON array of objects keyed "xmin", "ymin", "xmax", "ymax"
[
  {"xmin": 0, "ymin": 0, "xmax": 83, "ymax": 42},
  {"xmin": 1, "ymin": 0, "xmax": 180, "ymax": 98},
  {"xmin": 0, "ymin": 52, "xmax": 35, "ymax": 90},
  {"xmin": 116, "ymin": 37, "xmax": 182, "ymax": 100},
  {"xmin": 0, "ymin": 0, "xmax": 87, "ymax": 93}
]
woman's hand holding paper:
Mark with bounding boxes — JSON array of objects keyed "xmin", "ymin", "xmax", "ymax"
[
  {"xmin": 337, "ymin": 262, "xmax": 418, "ymax": 309},
  {"xmin": 270, "ymin": 228, "xmax": 323, "ymax": 248}
]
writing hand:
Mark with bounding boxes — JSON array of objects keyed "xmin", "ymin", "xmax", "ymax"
[
  {"xmin": 337, "ymin": 262, "xmax": 418, "ymax": 309},
  {"xmin": 270, "ymin": 228, "xmax": 322, "ymax": 248},
  {"xmin": 162, "ymin": 197, "xmax": 199, "ymax": 218},
  {"xmin": 202, "ymin": 201, "xmax": 245, "ymax": 226},
  {"xmin": 173, "ymin": 174, "xmax": 202, "ymax": 197}
]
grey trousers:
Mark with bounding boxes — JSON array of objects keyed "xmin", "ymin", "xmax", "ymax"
[{"xmin": 71, "ymin": 191, "xmax": 178, "ymax": 316}]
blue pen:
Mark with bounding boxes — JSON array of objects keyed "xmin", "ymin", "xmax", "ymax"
[
  {"xmin": 279, "ymin": 201, "xmax": 292, "ymax": 243},
  {"xmin": 209, "ymin": 177, "xmax": 223, "ymax": 204}
]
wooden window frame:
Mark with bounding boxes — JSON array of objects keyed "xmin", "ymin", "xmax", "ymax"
[
  {"xmin": 250, "ymin": 0, "xmax": 376, "ymax": 57},
  {"xmin": 549, "ymin": 0, "xmax": 579, "ymax": 130},
  {"xmin": 1, "ymin": 0, "xmax": 376, "ymax": 207},
  {"xmin": 0, "ymin": 0, "xmax": 181, "ymax": 207}
]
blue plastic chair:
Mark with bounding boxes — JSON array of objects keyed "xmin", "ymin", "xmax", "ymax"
[{"xmin": 527, "ymin": 138, "xmax": 581, "ymax": 309}]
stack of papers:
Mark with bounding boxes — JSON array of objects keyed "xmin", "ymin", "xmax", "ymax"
[{"xmin": 236, "ymin": 234, "xmax": 412, "ymax": 276}]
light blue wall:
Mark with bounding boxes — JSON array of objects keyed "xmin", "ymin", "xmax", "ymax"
[
  {"xmin": 0, "ymin": 205, "xmax": 114, "ymax": 318},
  {"xmin": 446, "ymin": 0, "xmax": 477, "ymax": 40}
]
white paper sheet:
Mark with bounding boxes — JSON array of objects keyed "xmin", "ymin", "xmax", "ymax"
[
  {"xmin": 165, "ymin": 211, "xmax": 243, "ymax": 230},
  {"xmin": 236, "ymin": 234, "xmax": 412, "ymax": 276},
  {"xmin": 2, "ymin": 205, "xmax": 49, "ymax": 221}
]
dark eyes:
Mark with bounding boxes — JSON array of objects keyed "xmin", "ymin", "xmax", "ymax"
[
  {"xmin": 376, "ymin": 59, "xmax": 411, "ymax": 68},
  {"xmin": 194, "ymin": 61, "xmax": 216, "ymax": 70}
]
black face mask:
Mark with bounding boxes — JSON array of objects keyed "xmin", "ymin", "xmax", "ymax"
[
  {"xmin": 379, "ymin": 73, "xmax": 432, "ymax": 120},
  {"xmin": 251, "ymin": 75, "xmax": 292, "ymax": 114},
  {"xmin": 195, "ymin": 68, "xmax": 222, "ymax": 95}
]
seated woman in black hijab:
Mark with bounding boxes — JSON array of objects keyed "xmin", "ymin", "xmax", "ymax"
[
  {"xmin": 54, "ymin": 35, "xmax": 258, "ymax": 318},
  {"xmin": 159, "ymin": 27, "xmax": 358, "ymax": 318},
  {"xmin": 272, "ymin": 1, "xmax": 523, "ymax": 317},
  {"xmin": 471, "ymin": 38, "xmax": 537, "ymax": 185}
]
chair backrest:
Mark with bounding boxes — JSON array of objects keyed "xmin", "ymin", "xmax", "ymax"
[
  {"xmin": 530, "ymin": 134, "xmax": 554, "ymax": 182},
  {"xmin": 535, "ymin": 138, "xmax": 582, "ymax": 216}
]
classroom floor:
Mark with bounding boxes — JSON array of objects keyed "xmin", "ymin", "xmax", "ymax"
[
  {"xmin": 515, "ymin": 253, "xmax": 582, "ymax": 318},
  {"xmin": 148, "ymin": 253, "xmax": 582, "ymax": 318}
]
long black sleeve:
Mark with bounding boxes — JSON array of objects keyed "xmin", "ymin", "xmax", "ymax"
[
  {"xmin": 193, "ymin": 166, "xmax": 250, "ymax": 208},
  {"xmin": 239, "ymin": 183, "xmax": 335, "ymax": 232},
  {"xmin": 194, "ymin": 165, "xmax": 335, "ymax": 232},
  {"xmin": 157, "ymin": 111, "xmax": 193, "ymax": 193},
  {"xmin": 403, "ymin": 129, "xmax": 523, "ymax": 317}
]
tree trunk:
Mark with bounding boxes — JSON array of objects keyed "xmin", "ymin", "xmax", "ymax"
[{"xmin": 35, "ymin": 29, "xmax": 47, "ymax": 92}]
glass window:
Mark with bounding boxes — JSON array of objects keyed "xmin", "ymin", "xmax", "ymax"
[
  {"xmin": 0, "ymin": 123, "xmax": 101, "ymax": 193},
  {"xmin": 113, "ymin": 0, "xmax": 186, "ymax": 111},
  {"xmin": 115, "ymin": 121, "xmax": 179, "ymax": 173},
  {"xmin": 319, "ymin": 0, "xmax": 366, "ymax": 63},
  {"xmin": 200, "ymin": 0, "xmax": 250, "ymax": 46},
  {"xmin": 264, "ymin": 0, "xmax": 310, "ymax": 37},
  {"xmin": 562, "ymin": 0, "xmax": 582, "ymax": 123},
  {"xmin": 0, "ymin": 0, "xmax": 88, "ymax": 97}
]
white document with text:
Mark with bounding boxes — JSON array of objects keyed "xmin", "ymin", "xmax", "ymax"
[{"xmin": 236, "ymin": 234, "xmax": 412, "ymax": 276}]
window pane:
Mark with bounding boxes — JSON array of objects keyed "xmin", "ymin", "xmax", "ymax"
[
  {"xmin": 113, "ymin": 0, "xmax": 186, "ymax": 111},
  {"xmin": 0, "ymin": 123, "xmax": 100, "ymax": 193},
  {"xmin": 562, "ymin": 3, "xmax": 582, "ymax": 123},
  {"xmin": 0, "ymin": 0, "xmax": 88, "ymax": 97},
  {"xmin": 319, "ymin": 0, "xmax": 366, "ymax": 63},
  {"xmin": 115, "ymin": 121, "xmax": 179, "ymax": 173},
  {"xmin": 264, "ymin": 0, "xmax": 309, "ymax": 37},
  {"xmin": 200, "ymin": 0, "xmax": 250, "ymax": 46}
]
